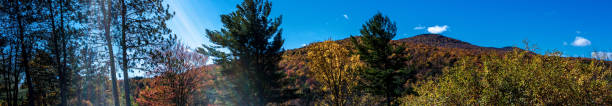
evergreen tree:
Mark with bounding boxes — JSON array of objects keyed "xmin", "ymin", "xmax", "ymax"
[
  {"xmin": 0, "ymin": 1, "xmax": 30, "ymax": 105},
  {"xmin": 79, "ymin": 0, "xmax": 121, "ymax": 105},
  {"xmin": 100, "ymin": 0, "xmax": 121, "ymax": 105},
  {"xmin": 116, "ymin": 0, "xmax": 174, "ymax": 105},
  {"xmin": 350, "ymin": 12, "xmax": 414, "ymax": 106},
  {"xmin": 0, "ymin": 1, "xmax": 60, "ymax": 105},
  {"xmin": 197, "ymin": 0, "xmax": 295, "ymax": 105},
  {"xmin": 46, "ymin": 0, "xmax": 87, "ymax": 105}
]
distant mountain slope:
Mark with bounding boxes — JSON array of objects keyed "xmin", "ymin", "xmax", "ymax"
[
  {"xmin": 397, "ymin": 34, "xmax": 478, "ymax": 49},
  {"xmin": 280, "ymin": 34, "xmax": 522, "ymax": 82},
  {"xmin": 396, "ymin": 34, "xmax": 519, "ymax": 52},
  {"xmin": 279, "ymin": 34, "xmax": 611, "ymax": 93}
]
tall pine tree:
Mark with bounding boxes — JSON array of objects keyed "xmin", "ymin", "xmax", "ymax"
[
  {"xmin": 117, "ymin": 0, "xmax": 174, "ymax": 105},
  {"xmin": 0, "ymin": 1, "xmax": 35, "ymax": 105},
  {"xmin": 350, "ymin": 12, "xmax": 415, "ymax": 106},
  {"xmin": 197, "ymin": 0, "xmax": 295, "ymax": 105},
  {"xmin": 100, "ymin": 0, "xmax": 121, "ymax": 105}
]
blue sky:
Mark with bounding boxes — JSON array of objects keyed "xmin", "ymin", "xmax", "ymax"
[{"xmin": 166, "ymin": 0, "xmax": 612, "ymax": 58}]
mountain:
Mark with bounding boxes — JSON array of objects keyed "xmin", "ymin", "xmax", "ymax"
[
  {"xmin": 396, "ymin": 34, "xmax": 518, "ymax": 51},
  {"xmin": 280, "ymin": 33, "xmax": 611, "ymax": 82},
  {"xmin": 280, "ymin": 34, "xmax": 525, "ymax": 80},
  {"xmin": 397, "ymin": 34, "xmax": 479, "ymax": 49}
]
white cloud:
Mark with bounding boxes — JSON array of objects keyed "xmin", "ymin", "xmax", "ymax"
[
  {"xmin": 301, "ymin": 43, "xmax": 307, "ymax": 47},
  {"xmin": 576, "ymin": 30, "xmax": 582, "ymax": 34},
  {"xmin": 563, "ymin": 42, "xmax": 568, "ymax": 46},
  {"xmin": 571, "ymin": 36, "xmax": 591, "ymax": 47},
  {"xmin": 343, "ymin": 14, "xmax": 349, "ymax": 20},
  {"xmin": 427, "ymin": 25, "xmax": 448, "ymax": 34},
  {"xmin": 413, "ymin": 26, "xmax": 426, "ymax": 30},
  {"xmin": 591, "ymin": 52, "xmax": 612, "ymax": 60}
]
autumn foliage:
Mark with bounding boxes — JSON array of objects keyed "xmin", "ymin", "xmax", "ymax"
[
  {"xmin": 136, "ymin": 44, "xmax": 213, "ymax": 106},
  {"xmin": 401, "ymin": 49, "xmax": 612, "ymax": 105},
  {"xmin": 305, "ymin": 41, "xmax": 364, "ymax": 105}
]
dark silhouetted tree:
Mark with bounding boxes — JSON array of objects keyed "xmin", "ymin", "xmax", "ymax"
[
  {"xmin": 44, "ymin": 0, "xmax": 88, "ymax": 105},
  {"xmin": 0, "ymin": 1, "xmax": 49, "ymax": 105}
]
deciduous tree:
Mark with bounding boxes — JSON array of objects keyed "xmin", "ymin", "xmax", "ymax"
[
  {"xmin": 137, "ymin": 43, "xmax": 212, "ymax": 106},
  {"xmin": 306, "ymin": 41, "xmax": 364, "ymax": 105}
]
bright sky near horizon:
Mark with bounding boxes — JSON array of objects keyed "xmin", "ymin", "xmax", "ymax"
[{"xmin": 166, "ymin": 0, "xmax": 612, "ymax": 58}]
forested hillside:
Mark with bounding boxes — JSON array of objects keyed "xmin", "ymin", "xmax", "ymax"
[
  {"xmin": 280, "ymin": 34, "xmax": 611, "ymax": 105},
  {"xmin": 282, "ymin": 34, "xmax": 523, "ymax": 82}
]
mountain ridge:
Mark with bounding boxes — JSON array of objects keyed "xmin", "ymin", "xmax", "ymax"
[
  {"xmin": 280, "ymin": 34, "xmax": 519, "ymax": 81},
  {"xmin": 396, "ymin": 34, "xmax": 519, "ymax": 51},
  {"xmin": 279, "ymin": 34, "xmax": 608, "ymax": 81}
]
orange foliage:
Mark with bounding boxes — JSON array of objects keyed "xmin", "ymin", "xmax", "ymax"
[{"xmin": 136, "ymin": 44, "xmax": 213, "ymax": 106}]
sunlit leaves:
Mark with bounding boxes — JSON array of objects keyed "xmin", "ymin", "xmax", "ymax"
[
  {"xmin": 306, "ymin": 41, "xmax": 364, "ymax": 105},
  {"xmin": 402, "ymin": 49, "xmax": 612, "ymax": 105}
]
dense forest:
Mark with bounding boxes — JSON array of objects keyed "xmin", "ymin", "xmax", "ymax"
[{"xmin": 1, "ymin": 0, "xmax": 611, "ymax": 106}]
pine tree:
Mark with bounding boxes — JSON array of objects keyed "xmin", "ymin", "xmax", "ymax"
[
  {"xmin": 79, "ymin": 0, "xmax": 122, "ymax": 105},
  {"xmin": 100, "ymin": 0, "xmax": 121, "ymax": 105},
  {"xmin": 48, "ymin": 0, "xmax": 88, "ymax": 105},
  {"xmin": 117, "ymin": 0, "xmax": 174, "ymax": 105},
  {"xmin": 0, "ymin": 1, "xmax": 52, "ymax": 105},
  {"xmin": 350, "ymin": 12, "xmax": 414, "ymax": 106},
  {"xmin": 0, "ymin": 1, "xmax": 29, "ymax": 105},
  {"xmin": 197, "ymin": 0, "xmax": 295, "ymax": 105}
]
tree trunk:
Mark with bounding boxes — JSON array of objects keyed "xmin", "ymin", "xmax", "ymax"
[
  {"xmin": 47, "ymin": 1, "xmax": 62, "ymax": 105},
  {"xmin": 76, "ymin": 81, "xmax": 82, "ymax": 106},
  {"xmin": 385, "ymin": 82, "xmax": 392, "ymax": 106},
  {"xmin": 2, "ymin": 45, "xmax": 11, "ymax": 106},
  {"xmin": 102, "ymin": 0, "xmax": 121, "ymax": 105},
  {"xmin": 13, "ymin": 67, "xmax": 18, "ymax": 106},
  {"xmin": 15, "ymin": 1, "xmax": 36, "ymax": 105},
  {"xmin": 120, "ymin": 0, "xmax": 132, "ymax": 105},
  {"xmin": 101, "ymin": 78, "xmax": 108, "ymax": 106},
  {"xmin": 58, "ymin": 0, "xmax": 70, "ymax": 105},
  {"xmin": 1, "ymin": 48, "xmax": 7, "ymax": 105},
  {"xmin": 10, "ymin": 43, "xmax": 17, "ymax": 106},
  {"xmin": 12, "ymin": 46, "xmax": 18, "ymax": 106},
  {"xmin": 12, "ymin": 45, "xmax": 18, "ymax": 106}
]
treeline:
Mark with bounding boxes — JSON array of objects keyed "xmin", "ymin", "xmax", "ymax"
[{"xmin": 0, "ymin": 0, "xmax": 174, "ymax": 105}]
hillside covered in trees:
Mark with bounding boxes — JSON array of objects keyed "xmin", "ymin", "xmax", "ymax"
[
  {"xmin": 1, "ymin": 0, "xmax": 611, "ymax": 106},
  {"xmin": 280, "ymin": 34, "xmax": 611, "ymax": 105}
]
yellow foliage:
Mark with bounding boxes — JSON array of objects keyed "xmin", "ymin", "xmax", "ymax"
[
  {"xmin": 401, "ymin": 49, "xmax": 612, "ymax": 105},
  {"xmin": 306, "ymin": 41, "xmax": 364, "ymax": 105}
]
